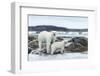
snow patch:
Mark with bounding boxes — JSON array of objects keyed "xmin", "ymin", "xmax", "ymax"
[{"xmin": 28, "ymin": 53, "xmax": 87, "ymax": 61}]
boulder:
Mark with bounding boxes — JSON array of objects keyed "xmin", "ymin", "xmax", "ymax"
[
  {"xmin": 28, "ymin": 47, "xmax": 32, "ymax": 54},
  {"xmin": 65, "ymin": 37, "xmax": 88, "ymax": 52},
  {"xmin": 28, "ymin": 39, "xmax": 38, "ymax": 50}
]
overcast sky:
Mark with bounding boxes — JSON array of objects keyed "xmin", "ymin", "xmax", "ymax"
[{"xmin": 29, "ymin": 15, "xmax": 88, "ymax": 29}]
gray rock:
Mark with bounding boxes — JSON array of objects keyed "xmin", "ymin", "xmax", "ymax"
[{"xmin": 65, "ymin": 37, "xmax": 88, "ymax": 52}]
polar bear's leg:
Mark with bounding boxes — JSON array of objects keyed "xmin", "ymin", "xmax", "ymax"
[
  {"xmin": 51, "ymin": 46, "xmax": 55, "ymax": 55},
  {"xmin": 39, "ymin": 41, "xmax": 42, "ymax": 52},
  {"xmin": 46, "ymin": 42, "xmax": 50, "ymax": 54},
  {"xmin": 61, "ymin": 47, "xmax": 64, "ymax": 54},
  {"xmin": 51, "ymin": 51, "xmax": 54, "ymax": 55}
]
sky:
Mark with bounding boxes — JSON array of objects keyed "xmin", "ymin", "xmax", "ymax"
[{"xmin": 29, "ymin": 15, "xmax": 88, "ymax": 29}]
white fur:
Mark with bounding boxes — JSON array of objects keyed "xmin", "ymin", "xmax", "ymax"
[
  {"xmin": 51, "ymin": 39, "xmax": 72, "ymax": 55},
  {"xmin": 38, "ymin": 31, "xmax": 56, "ymax": 54},
  {"xmin": 51, "ymin": 41, "xmax": 65, "ymax": 55}
]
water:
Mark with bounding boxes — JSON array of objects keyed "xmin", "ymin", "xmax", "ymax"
[{"xmin": 29, "ymin": 31, "xmax": 88, "ymax": 38}]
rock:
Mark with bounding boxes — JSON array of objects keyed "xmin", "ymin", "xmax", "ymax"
[
  {"xmin": 56, "ymin": 37, "xmax": 64, "ymax": 42},
  {"xmin": 68, "ymin": 37, "xmax": 88, "ymax": 46},
  {"xmin": 65, "ymin": 37, "xmax": 88, "ymax": 52},
  {"xmin": 28, "ymin": 47, "xmax": 32, "ymax": 54},
  {"xmin": 28, "ymin": 39, "xmax": 38, "ymax": 50},
  {"xmin": 28, "ymin": 36, "xmax": 88, "ymax": 54},
  {"xmin": 28, "ymin": 36, "xmax": 37, "ymax": 42}
]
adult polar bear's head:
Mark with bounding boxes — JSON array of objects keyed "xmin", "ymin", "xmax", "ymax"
[
  {"xmin": 50, "ymin": 31, "xmax": 56, "ymax": 43},
  {"xmin": 38, "ymin": 31, "xmax": 56, "ymax": 54}
]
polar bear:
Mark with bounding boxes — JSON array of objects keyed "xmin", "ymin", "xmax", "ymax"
[
  {"xmin": 51, "ymin": 40, "xmax": 65, "ymax": 55},
  {"xmin": 51, "ymin": 39, "xmax": 72, "ymax": 55},
  {"xmin": 38, "ymin": 31, "xmax": 56, "ymax": 54}
]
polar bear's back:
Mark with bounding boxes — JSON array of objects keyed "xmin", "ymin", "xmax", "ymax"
[
  {"xmin": 38, "ymin": 31, "xmax": 53, "ymax": 42},
  {"xmin": 51, "ymin": 41, "xmax": 65, "ymax": 48}
]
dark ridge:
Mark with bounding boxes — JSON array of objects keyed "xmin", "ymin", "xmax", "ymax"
[{"xmin": 28, "ymin": 25, "xmax": 88, "ymax": 32}]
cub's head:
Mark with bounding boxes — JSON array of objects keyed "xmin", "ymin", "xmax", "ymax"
[{"xmin": 63, "ymin": 38, "xmax": 72, "ymax": 44}]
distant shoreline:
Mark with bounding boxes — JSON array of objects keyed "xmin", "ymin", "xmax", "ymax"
[{"xmin": 28, "ymin": 25, "xmax": 88, "ymax": 32}]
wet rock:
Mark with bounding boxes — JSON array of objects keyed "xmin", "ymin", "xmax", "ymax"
[
  {"xmin": 68, "ymin": 37, "xmax": 88, "ymax": 46},
  {"xmin": 28, "ymin": 36, "xmax": 37, "ymax": 42},
  {"xmin": 56, "ymin": 37, "xmax": 64, "ymax": 42},
  {"xmin": 28, "ymin": 39, "xmax": 38, "ymax": 50},
  {"xmin": 28, "ymin": 47, "xmax": 32, "ymax": 54},
  {"xmin": 65, "ymin": 37, "xmax": 88, "ymax": 52}
]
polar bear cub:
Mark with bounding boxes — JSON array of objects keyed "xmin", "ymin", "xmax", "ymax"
[
  {"xmin": 51, "ymin": 40, "xmax": 65, "ymax": 55},
  {"xmin": 51, "ymin": 39, "xmax": 72, "ymax": 55}
]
